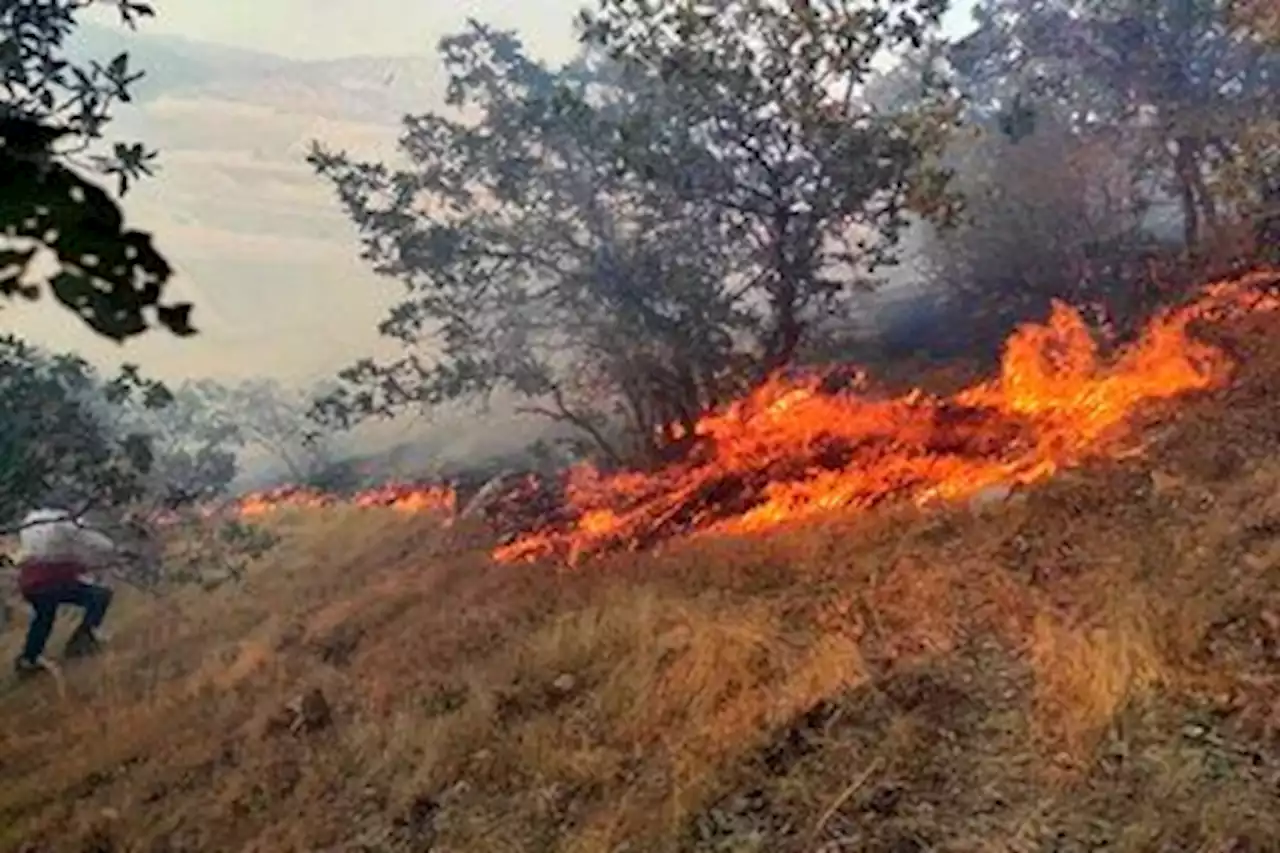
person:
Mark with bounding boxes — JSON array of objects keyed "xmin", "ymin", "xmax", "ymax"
[{"xmin": 12, "ymin": 502, "xmax": 119, "ymax": 676}]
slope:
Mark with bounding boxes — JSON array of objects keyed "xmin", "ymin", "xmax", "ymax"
[
  {"xmin": 3, "ymin": 284, "xmax": 1280, "ymax": 851},
  {"xmin": 68, "ymin": 21, "xmax": 292, "ymax": 101}
]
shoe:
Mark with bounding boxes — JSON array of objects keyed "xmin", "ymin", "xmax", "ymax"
[
  {"xmin": 14, "ymin": 656, "xmax": 50, "ymax": 678},
  {"xmin": 64, "ymin": 628, "xmax": 103, "ymax": 660}
]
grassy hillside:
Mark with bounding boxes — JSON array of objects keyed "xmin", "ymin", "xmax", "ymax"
[{"xmin": 4, "ymin": 298, "xmax": 1280, "ymax": 851}]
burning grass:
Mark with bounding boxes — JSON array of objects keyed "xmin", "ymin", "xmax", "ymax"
[
  {"xmin": 493, "ymin": 272, "xmax": 1280, "ymax": 564},
  {"xmin": 6, "ymin": 427, "xmax": 1280, "ymax": 850},
  {"xmin": 231, "ymin": 272, "xmax": 1280, "ymax": 571},
  {"xmin": 236, "ymin": 483, "xmax": 456, "ymax": 518},
  {"xmin": 4, "ymin": 466, "xmax": 1280, "ymax": 849}
]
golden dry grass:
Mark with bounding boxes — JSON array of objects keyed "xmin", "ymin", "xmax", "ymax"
[{"xmin": 4, "ymin": 316, "xmax": 1280, "ymax": 851}]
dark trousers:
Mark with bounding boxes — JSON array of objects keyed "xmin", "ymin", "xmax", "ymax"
[{"xmin": 19, "ymin": 581, "xmax": 113, "ymax": 663}]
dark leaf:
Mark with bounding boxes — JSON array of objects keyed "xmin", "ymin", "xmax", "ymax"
[{"xmin": 156, "ymin": 303, "xmax": 196, "ymax": 336}]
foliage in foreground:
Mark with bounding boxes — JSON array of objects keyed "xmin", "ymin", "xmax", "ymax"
[
  {"xmin": 0, "ymin": 333, "xmax": 169, "ymax": 526},
  {"xmin": 0, "ymin": 333, "xmax": 280, "ymax": 590},
  {"xmin": 1, "ymin": 0, "xmax": 192, "ymax": 340}
]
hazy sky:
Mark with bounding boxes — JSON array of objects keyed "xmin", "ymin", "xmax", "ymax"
[
  {"xmin": 2, "ymin": 0, "xmax": 982, "ymax": 464},
  {"xmin": 20, "ymin": 0, "xmax": 980, "ymax": 395},
  {"xmin": 135, "ymin": 0, "xmax": 977, "ymax": 60},
  {"xmin": 121, "ymin": 1, "xmax": 586, "ymax": 61}
]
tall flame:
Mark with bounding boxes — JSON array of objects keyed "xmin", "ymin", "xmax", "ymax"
[
  {"xmin": 226, "ymin": 273, "xmax": 1279, "ymax": 567},
  {"xmin": 236, "ymin": 483, "xmax": 455, "ymax": 518},
  {"xmin": 492, "ymin": 274, "xmax": 1280, "ymax": 564}
]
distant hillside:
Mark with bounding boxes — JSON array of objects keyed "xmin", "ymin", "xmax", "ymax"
[
  {"xmin": 10, "ymin": 22, "xmax": 464, "ymax": 390},
  {"xmin": 69, "ymin": 22, "xmax": 291, "ymax": 100},
  {"xmin": 195, "ymin": 55, "xmax": 444, "ymax": 123},
  {"xmin": 69, "ymin": 23, "xmax": 444, "ymax": 122}
]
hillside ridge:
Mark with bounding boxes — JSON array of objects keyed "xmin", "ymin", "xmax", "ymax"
[{"xmin": 3, "ymin": 274, "xmax": 1280, "ymax": 851}]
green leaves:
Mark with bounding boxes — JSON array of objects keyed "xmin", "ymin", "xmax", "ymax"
[
  {"xmin": 0, "ymin": 334, "xmax": 171, "ymax": 525},
  {"xmin": 960, "ymin": 0, "xmax": 1280, "ymax": 249},
  {"xmin": 94, "ymin": 141, "xmax": 159, "ymax": 196},
  {"xmin": 0, "ymin": 127, "xmax": 192, "ymax": 339},
  {"xmin": 0, "ymin": 0, "xmax": 191, "ymax": 341},
  {"xmin": 0, "ymin": 247, "xmax": 40, "ymax": 299},
  {"xmin": 311, "ymin": 22, "xmax": 752, "ymax": 460},
  {"xmin": 580, "ymin": 0, "xmax": 956, "ymax": 368}
]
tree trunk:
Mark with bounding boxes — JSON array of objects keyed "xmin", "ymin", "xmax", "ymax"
[
  {"xmin": 1173, "ymin": 137, "xmax": 1201, "ymax": 249},
  {"xmin": 760, "ymin": 265, "xmax": 803, "ymax": 378}
]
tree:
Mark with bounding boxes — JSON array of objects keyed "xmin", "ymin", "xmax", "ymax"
[
  {"xmin": 312, "ymin": 6, "xmax": 957, "ymax": 464},
  {"xmin": 0, "ymin": 334, "xmax": 169, "ymax": 528},
  {"xmin": 1, "ymin": 0, "xmax": 193, "ymax": 339},
  {"xmin": 197, "ymin": 378, "xmax": 336, "ymax": 482},
  {"xmin": 881, "ymin": 29, "xmax": 1173, "ymax": 349},
  {"xmin": 0, "ymin": 342, "xmax": 279, "ymax": 590},
  {"xmin": 578, "ymin": 0, "xmax": 960, "ymax": 373},
  {"xmin": 125, "ymin": 377, "xmax": 337, "ymax": 489},
  {"xmin": 952, "ymin": 0, "xmax": 1280, "ymax": 252},
  {"xmin": 311, "ymin": 23, "xmax": 749, "ymax": 465},
  {"xmin": 114, "ymin": 379, "xmax": 242, "ymax": 506}
]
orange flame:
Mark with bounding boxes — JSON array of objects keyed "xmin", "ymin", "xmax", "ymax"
[
  {"xmin": 492, "ymin": 273, "xmax": 1280, "ymax": 564},
  {"xmin": 236, "ymin": 486, "xmax": 334, "ymax": 517},
  {"xmin": 353, "ymin": 484, "xmax": 457, "ymax": 515},
  {"xmin": 221, "ymin": 274, "xmax": 1279, "ymax": 567},
  {"xmin": 234, "ymin": 483, "xmax": 455, "ymax": 519}
]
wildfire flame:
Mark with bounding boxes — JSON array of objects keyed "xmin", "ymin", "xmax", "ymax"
[
  {"xmin": 229, "ymin": 273, "xmax": 1280, "ymax": 567},
  {"xmin": 492, "ymin": 274, "xmax": 1280, "ymax": 564},
  {"xmin": 236, "ymin": 483, "xmax": 455, "ymax": 518}
]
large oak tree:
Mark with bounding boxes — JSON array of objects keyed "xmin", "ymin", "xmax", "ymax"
[{"xmin": 311, "ymin": 2, "xmax": 957, "ymax": 464}]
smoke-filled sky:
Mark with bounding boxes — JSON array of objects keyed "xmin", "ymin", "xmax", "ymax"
[
  {"xmin": 121, "ymin": 1, "xmax": 977, "ymax": 62},
  {"xmin": 2, "ymin": 0, "xmax": 979, "ymax": 466},
  {"xmin": 117, "ymin": 0, "xmax": 585, "ymax": 61}
]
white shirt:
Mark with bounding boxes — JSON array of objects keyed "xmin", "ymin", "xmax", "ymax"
[{"xmin": 18, "ymin": 508, "xmax": 117, "ymax": 564}]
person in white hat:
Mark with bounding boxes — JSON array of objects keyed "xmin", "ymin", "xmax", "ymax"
[{"xmin": 11, "ymin": 496, "xmax": 119, "ymax": 676}]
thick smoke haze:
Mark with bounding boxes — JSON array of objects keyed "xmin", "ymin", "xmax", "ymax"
[{"xmin": 1, "ymin": 1, "xmax": 978, "ymax": 475}]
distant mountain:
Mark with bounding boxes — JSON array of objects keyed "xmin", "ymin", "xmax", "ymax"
[
  {"xmin": 196, "ymin": 55, "xmax": 444, "ymax": 124},
  {"xmin": 19, "ymin": 22, "xmax": 451, "ymax": 389},
  {"xmin": 70, "ymin": 22, "xmax": 444, "ymax": 124},
  {"xmin": 69, "ymin": 22, "xmax": 292, "ymax": 101}
]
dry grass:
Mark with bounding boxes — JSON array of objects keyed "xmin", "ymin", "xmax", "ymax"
[{"xmin": 5, "ymin": 317, "xmax": 1280, "ymax": 851}]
